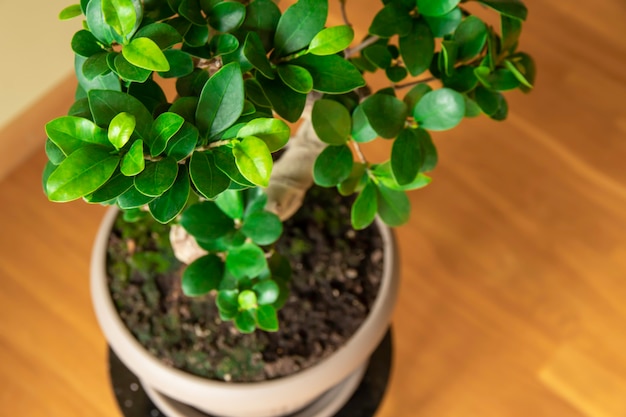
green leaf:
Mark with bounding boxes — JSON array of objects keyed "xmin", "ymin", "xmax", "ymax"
[
  {"xmin": 76, "ymin": 55, "xmax": 122, "ymax": 93},
  {"xmin": 85, "ymin": 168, "xmax": 133, "ymax": 203},
  {"xmin": 108, "ymin": 112, "xmax": 136, "ymax": 150},
  {"xmin": 59, "ymin": 4, "xmax": 83, "ymax": 20},
  {"xmin": 102, "ymin": 0, "xmax": 138, "ymax": 39},
  {"xmin": 256, "ymin": 74, "xmax": 306, "ymax": 123},
  {"xmin": 179, "ymin": 0, "xmax": 207, "ymax": 26},
  {"xmin": 361, "ymin": 94, "xmax": 408, "ymax": 138},
  {"xmin": 226, "ymin": 243, "xmax": 268, "ymax": 279},
  {"xmin": 243, "ymin": 32, "xmax": 274, "ymax": 79},
  {"xmin": 273, "ymin": 0, "xmax": 328, "ymax": 57},
  {"xmin": 308, "ymin": 25, "xmax": 354, "ymax": 56},
  {"xmin": 391, "ymin": 128, "xmax": 423, "ymax": 186},
  {"xmin": 241, "ymin": 0, "xmax": 281, "ymax": 51},
  {"xmin": 474, "ymin": 85, "xmax": 501, "ymax": 115},
  {"xmin": 45, "ymin": 139, "xmax": 66, "ymax": 165},
  {"xmin": 184, "ymin": 24, "xmax": 210, "ymax": 48},
  {"xmin": 369, "ymin": 4, "xmax": 412, "ymax": 37},
  {"xmin": 416, "ymin": 128, "xmax": 438, "ymax": 172},
  {"xmin": 417, "ymin": 0, "xmax": 460, "ymax": 17},
  {"xmin": 474, "ymin": 0, "xmax": 528, "ymax": 21},
  {"xmin": 277, "ymin": 65, "xmax": 313, "ymax": 94},
  {"xmin": 134, "ymin": 156, "xmax": 179, "ymax": 197},
  {"xmin": 196, "ymin": 62, "xmax": 244, "ymax": 138},
  {"xmin": 88, "ymin": 89, "xmax": 153, "ymax": 140},
  {"xmin": 216, "ymin": 290, "xmax": 239, "ymax": 317},
  {"xmin": 253, "ymin": 280, "xmax": 279, "ymax": 306},
  {"xmin": 256, "ymin": 305, "xmax": 279, "ymax": 332},
  {"xmin": 313, "ymin": 144, "xmax": 353, "ymax": 188},
  {"xmin": 442, "ymin": 65, "xmax": 478, "ymax": 92},
  {"xmin": 169, "ymin": 97, "xmax": 199, "ymax": 124},
  {"xmin": 338, "ymin": 162, "xmax": 367, "ymax": 196},
  {"xmin": 363, "ymin": 45, "xmax": 393, "ymax": 70},
  {"xmin": 135, "ymin": 23, "xmax": 183, "ymax": 49},
  {"xmin": 117, "ymin": 185, "xmax": 155, "ymax": 208},
  {"xmin": 82, "ymin": 52, "xmax": 111, "ymax": 80},
  {"xmin": 237, "ymin": 119, "xmax": 290, "ymax": 152},
  {"xmin": 376, "ymin": 183, "xmax": 411, "ymax": 227},
  {"xmin": 189, "ymin": 151, "xmax": 231, "ymax": 199},
  {"xmin": 312, "ymin": 99, "xmax": 351, "ymax": 145},
  {"xmin": 454, "ymin": 16, "xmax": 488, "ymax": 61},
  {"xmin": 373, "ymin": 161, "xmax": 432, "ymax": 191},
  {"xmin": 114, "ymin": 53, "xmax": 152, "ymax": 83},
  {"xmin": 233, "ymin": 136, "xmax": 273, "ymax": 187},
  {"xmin": 149, "ymin": 165, "xmax": 191, "ymax": 223},
  {"xmin": 215, "ymin": 189, "xmax": 244, "ymax": 219},
  {"xmin": 213, "ymin": 147, "xmax": 255, "ymax": 186},
  {"xmin": 403, "ymin": 83, "xmax": 432, "ymax": 111},
  {"xmin": 292, "ymin": 54, "xmax": 365, "ymax": 94},
  {"xmin": 208, "ymin": 1, "xmax": 246, "ymax": 33},
  {"xmin": 123, "ymin": 38, "xmax": 170, "ymax": 72},
  {"xmin": 47, "ymin": 145, "xmax": 120, "ymax": 202},
  {"xmin": 386, "ymin": 66, "xmax": 408, "ymax": 83},
  {"xmin": 150, "ymin": 112, "xmax": 185, "ymax": 156},
  {"xmin": 242, "ymin": 211, "xmax": 283, "ymax": 245},
  {"xmin": 475, "ymin": 67, "xmax": 521, "ymax": 91},
  {"xmin": 351, "ymin": 105, "xmax": 378, "ymax": 143},
  {"xmin": 166, "ymin": 122, "xmax": 199, "ymax": 161},
  {"xmin": 351, "ymin": 181, "xmax": 377, "ymax": 230},
  {"xmin": 399, "ymin": 19, "xmax": 434, "ymax": 76},
  {"xmin": 423, "ymin": 7, "xmax": 462, "ymax": 37},
  {"xmin": 235, "ymin": 310, "xmax": 257, "ymax": 333},
  {"xmin": 505, "ymin": 53, "xmax": 535, "ymax": 89},
  {"xmin": 413, "ymin": 88, "xmax": 465, "ymax": 131},
  {"xmin": 159, "ymin": 50, "xmax": 194, "ymax": 78},
  {"xmin": 180, "ymin": 201, "xmax": 236, "ymax": 241},
  {"xmin": 501, "ymin": 15, "xmax": 522, "ymax": 53},
  {"xmin": 239, "ymin": 290, "xmax": 258, "ymax": 310},
  {"xmin": 45, "ymin": 116, "xmax": 110, "ymax": 155},
  {"xmin": 211, "ymin": 34, "xmax": 240, "ymax": 57},
  {"xmin": 121, "ymin": 139, "xmax": 145, "ymax": 176},
  {"xmin": 86, "ymin": 0, "xmax": 118, "ymax": 45},
  {"xmin": 72, "ymin": 30, "xmax": 103, "ymax": 57},
  {"xmin": 439, "ymin": 40, "xmax": 458, "ymax": 76},
  {"xmin": 182, "ymin": 255, "xmax": 225, "ymax": 296}
]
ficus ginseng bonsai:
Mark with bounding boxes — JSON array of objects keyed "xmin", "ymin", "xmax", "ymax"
[{"xmin": 44, "ymin": 0, "xmax": 534, "ymax": 334}]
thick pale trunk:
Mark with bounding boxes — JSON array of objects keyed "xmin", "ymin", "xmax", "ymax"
[{"xmin": 170, "ymin": 103, "xmax": 326, "ymax": 265}]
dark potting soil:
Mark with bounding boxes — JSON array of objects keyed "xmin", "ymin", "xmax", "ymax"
[{"xmin": 106, "ymin": 186, "xmax": 384, "ymax": 383}]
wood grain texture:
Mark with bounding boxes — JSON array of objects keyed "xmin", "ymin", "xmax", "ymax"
[{"xmin": 1, "ymin": 0, "xmax": 626, "ymax": 416}]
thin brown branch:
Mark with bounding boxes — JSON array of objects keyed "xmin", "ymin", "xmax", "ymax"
[
  {"xmin": 394, "ymin": 76, "xmax": 438, "ymax": 90},
  {"xmin": 340, "ymin": 0, "xmax": 352, "ymax": 27},
  {"xmin": 351, "ymin": 140, "xmax": 368, "ymax": 165},
  {"xmin": 345, "ymin": 35, "xmax": 381, "ymax": 58}
]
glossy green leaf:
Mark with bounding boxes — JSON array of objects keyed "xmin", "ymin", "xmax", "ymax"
[
  {"xmin": 292, "ymin": 54, "xmax": 365, "ymax": 94},
  {"xmin": 312, "ymin": 99, "xmax": 351, "ymax": 145},
  {"xmin": 351, "ymin": 181, "xmax": 377, "ymax": 230},
  {"xmin": 182, "ymin": 254, "xmax": 225, "ymax": 296},
  {"xmin": 102, "ymin": 0, "xmax": 137, "ymax": 39},
  {"xmin": 351, "ymin": 105, "xmax": 378, "ymax": 143},
  {"xmin": 150, "ymin": 112, "xmax": 185, "ymax": 156},
  {"xmin": 85, "ymin": 169, "xmax": 133, "ymax": 203},
  {"xmin": 505, "ymin": 52, "xmax": 536, "ymax": 90},
  {"xmin": 108, "ymin": 112, "xmax": 136, "ymax": 150},
  {"xmin": 413, "ymin": 88, "xmax": 465, "ymax": 131},
  {"xmin": 76, "ymin": 55, "xmax": 122, "ymax": 93},
  {"xmin": 464, "ymin": 94, "xmax": 483, "ymax": 118},
  {"xmin": 208, "ymin": 1, "xmax": 246, "ymax": 33},
  {"xmin": 369, "ymin": 4, "xmax": 412, "ymax": 37},
  {"xmin": 439, "ymin": 40, "xmax": 458, "ymax": 76},
  {"xmin": 423, "ymin": 7, "xmax": 462, "ymax": 37},
  {"xmin": 169, "ymin": 97, "xmax": 199, "ymax": 124},
  {"xmin": 47, "ymin": 145, "xmax": 120, "ymax": 202},
  {"xmin": 417, "ymin": 0, "xmax": 460, "ymax": 17},
  {"xmin": 134, "ymin": 157, "xmax": 179, "ymax": 197},
  {"xmin": 135, "ymin": 23, "xmax": 182, "ymax": 49},
  {"xmin": 338, "ymin": 162, "xmax": 367, "ymax": 196},
  {"xmin": 149, "ymin": 165, "xmax": 190, "ymax": 223},
  {"xmin": 376, "ymin": 183, "xmax": 411, "ymax": 227},
  {"xmin": 45, "ymin": 116, "xmax": 110, "ymax": 155},
  {"xmin": 180, "ymin": 201, "xmax": 235, "ymax": 241},
  {"xmin": 72, "ymin": 30, "xmax": 103, "ymax": 57},
  {"xmin": 82, "ymin": 53, "xmax": 111, "ymax": 80},
  {"xmin": 216, "ymin": 290, "xmax": 239, "ymax": 317},
  {"xmin": 256, "ymin": 74, "xmax": 306, "ymax": 123},
  {"xmin": 454, "ymin": 16, "xmax": 488, "ymax": 61},
  {"xmin": 373, "ymin": 161, "xmax": 432, "ymax": 191},
  {"xmin": 213, "ymin": 147, "xmax": 255, "ymax": 186},
  {"xmin": 86, "ymin": 0, "xmax": 118, "ymax": 45},
  {"xmin": 238, "ymin": 290, "xmax": 258, "ymax": 310},
  {"xmin": 117, "ymin": 185, "xmax": 155, "ymax": 208},
  {"xmin": 215, "ymin": 189, "xmax": 244, "ymax": 219},
  {"xmin": 475, "ymin": 66, "xmax": 521, "ymax": 91},
  {"xmin": 242, "ymin": 211, "xmax": 283, "ymax": 246},
  {"xmin": 501, "ymin": 15, "xmax": 522, "ymax": 53},
  {"xmin": 361, "ymin": 94, "xmax": 408, "ymax": 138},
  {"xmin": 235, "ymin": 310, "xmax": 257, "ymax": 333},
  {"xmin": 273, "ymin": 0, "xmax": 328, "ymax": 57},
  {"xmin": 391, "ymin": 128, "xmax": 423, "ymax": 186},
  {"xmin": 474, "ymin": 85, "xmax": 501, "ymax": 115},
  {"xmin": 399, "ymin": 19, "xmax": 434, "ymax": 76},
  {"xmin": 403, "ymin": 83, "xmax": 432, "ymax": 111},
  {"xmin": 211, "ymin": 34, "xmax": 240, "ymax": 56},
  {"xmin": 243, "ymin": 32, "xmax": 274, "ymax": 79},
  {"xmin": 123, "ymin": 37, "xmax": 170, "ymax": 72},
  {"xmin": 475, "ymin": 0, "xmax": 528, "ymax": 21},
  {"xmin": 363, "ymin": 45, "xmax": 393, "ymax": 70},
  {"xmin": 159, "ymin": 50, "xmax": 194, "ymax": 78},
  {"xmin": 88, "ymin": 89, "xmax": 153, "ymax": 140},
  {"xmin": 184, "ymin": 24, "xmax": 210, "ymax": 47},
  {"xmin": 196, "ymin": 62, "xmax": 244, "ymax": 138},
  {"xmin": 254, "ymin": 280, "xmax": 280, "ymax": 306},
  {"xmin": 256, "ymin": 305, "xmax": 279, "ymax": 331},
  {"xmin": 416, "ymin": 128, "xmax": 438, "ymax": 172},
  {"xmin": 121, "ymin": 139, "xmax": 145, "ymax": 176},
  {"xmin": 45, "ymin": 139, "xmax": 65, "ymax": 165},
  {"xmin": 113, "ymin": 53, "xmax": 151, "ymax": 82},
  {"xmin": 237, "ymin": 119, "xmax": 290, "ymax": 152},
  {"xmin": 240, "ymin": 0, "xmax": 281, "ymax": 51},
  {"xmin": 386, "ymin": 66, "xmax": 409, "ymax": 83},
  {"xmin": 308, "ymin": 25, "xmax": 354, "ymax": 56},
  {"xmin": 313, "ymin": 145, "xmax": 353, "ymax": 188},
  {"xmin": 233, "ymin": 136, "xmax": 273, "ymax": 187},
  {"xmin": 442, "ymin": 65, "xmax": 478, "ymax": 92},
  {"xmin": 189, "ymin": 151, "xmax": 231, "ymax": 199},
  {"xmin": 179, "ymin": 0, "xmax": 206, "ymax": 26},
  {"xmin": 226, "ymin": 243, "xmax": 268, "ymax": 279},
  {"xmin": 166, "ymin": 123, "xmax": 199, "ymax": 161},
  {"xmin": 59, "ymin": 4, "xmax": 83, "ymax": 20},
  {"xmin": 277, "ymin": 65, "xmax": 313, "ymax": 94}
]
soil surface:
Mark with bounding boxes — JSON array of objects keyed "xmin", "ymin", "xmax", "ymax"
[{"xmin": 107, "ymin": 187, "xmax": 384, "ymax": 383}]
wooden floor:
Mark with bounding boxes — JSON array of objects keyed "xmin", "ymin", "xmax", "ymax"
[{"xmin": 2, "ymin": 0, "xmax": 626, "ymax": 415}]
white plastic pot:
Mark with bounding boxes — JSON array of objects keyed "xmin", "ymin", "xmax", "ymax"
[{"xmin": 91, "ymin": 207, "xmax": 399, "ymax": 417}]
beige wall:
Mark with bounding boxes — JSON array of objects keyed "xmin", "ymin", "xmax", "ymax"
[{"xmin": 0, "ymin": 0, "xmax": 80, "ymax": 132}]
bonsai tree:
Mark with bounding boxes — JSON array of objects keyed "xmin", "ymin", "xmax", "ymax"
[{"xmin": 45, "ymin": 0, "xmax": 535, "ymax": 333}]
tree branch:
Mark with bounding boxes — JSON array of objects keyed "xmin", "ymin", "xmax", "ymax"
[{"xmin": 345, "ymin": 35, "xmax": 381, "ymax": 58}]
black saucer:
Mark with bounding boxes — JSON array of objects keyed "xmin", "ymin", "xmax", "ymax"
[{"xmin": 108, "ymin": 329, "xmax": 392, "ymax": 417}]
